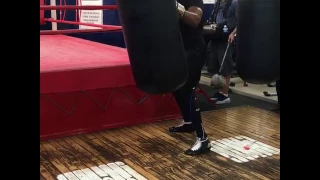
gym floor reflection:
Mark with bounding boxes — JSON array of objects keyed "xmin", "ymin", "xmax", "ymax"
[{"xmin": 40, "ymin": 106, "xmax": 280, "ymax": 180}]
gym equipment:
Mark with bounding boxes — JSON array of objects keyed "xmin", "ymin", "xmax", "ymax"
[
  {"xmin": 210, "ymin": 43, "xmax": 230, "ymax": 89},
  {"xmin": 263, "ymin": 91, "xmax": 277, "ymax": 97},
  {"xmin": 267, "ymin": 83, "xmax": 276, "ymax": 87},
  {"xmin": 236, "ymin": 0, "xmax": 280, "ymax": 84},
  {"xmin": 115, "ymin": 0, "xmax": 188, "ymax": 94},
  {"xmin": 229, "ymin": 82, "xmax": 235, "ymax": 87}
]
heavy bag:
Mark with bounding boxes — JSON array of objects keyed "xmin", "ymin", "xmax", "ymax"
[
  {"xmin": 115, "ymin": 0, "xmax": 188, "ymax": 94},
  {"xmin": 236, "ymin": 0, "xmax": 280, "ymax": 84}
]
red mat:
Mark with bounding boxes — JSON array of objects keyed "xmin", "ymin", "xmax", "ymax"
[
  {"xmin": 40, "ymin": 35, "xmax": 135, "ymax": 93},
  {"xmin": 40, "ymin": 35, "xmax": 180, "ymax": 140}
]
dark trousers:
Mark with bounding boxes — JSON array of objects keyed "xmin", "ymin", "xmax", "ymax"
[
  {"xmin": 276, "ymin": 79, "xmax": 280, "ymax": 105},
  {"xmin": 173, "ymin": 45, "xmax": 206, "ymax": 138}
]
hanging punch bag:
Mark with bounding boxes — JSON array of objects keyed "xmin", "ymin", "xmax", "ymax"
[
  {"xmin": 115, "ymin": 0, "xmax": 188, "ymax": 94},
  {"xmin": 236, "ymin": 0, "xmax": 280, "ymax": 84}
]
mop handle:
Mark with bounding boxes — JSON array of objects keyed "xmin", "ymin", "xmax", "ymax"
[{"xmin": 218, "ymin": 43, "xmax": 230, "ymax": 73}]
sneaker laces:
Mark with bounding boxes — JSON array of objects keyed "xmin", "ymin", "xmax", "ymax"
[
  {"xmin": 191, "ymin": 137, "xmax": 208, "ymax": 151},
  {"xmin": 176, "ymin": 120, "xmax": 191, "ymax": 127}
]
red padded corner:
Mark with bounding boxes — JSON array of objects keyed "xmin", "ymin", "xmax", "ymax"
[
  {"xmin": 40, "ymin": 35, "xmax": 135, "ymax": 93},
  {"xmin": 40, "ymin": 35, "xmax": 181, "ymax": 140},
  {"xmin": 40, "ymin": 0, "xmax": 45, "ymax": 25}
]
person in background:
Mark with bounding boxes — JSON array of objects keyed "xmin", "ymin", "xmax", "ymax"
[
  {"xmin": 207, "ymin": 0, "xmax": 238, "ymax": 105},
  {"xmin": 169, "ymin": 0, "xmax": 211, "ymax": 156},
  {"xmin": 270, "ymin": 79, "xmax": 280, "ymax": 112}
]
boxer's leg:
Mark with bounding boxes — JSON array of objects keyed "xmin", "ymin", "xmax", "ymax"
[
  {"xmin": 170, "ymin": 47, "xmax": 211, "ymax": 155},
  {"xmin": 169, "ymin": 88, "xmax": 195, "ymax": 133}
]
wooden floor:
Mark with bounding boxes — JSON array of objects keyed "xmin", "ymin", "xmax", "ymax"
[{"xmin": 40, "ymin": 106, "xmax": 280, "ymax": 180}]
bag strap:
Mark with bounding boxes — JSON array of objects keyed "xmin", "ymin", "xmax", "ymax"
[
  {"xmin": 222, "ymin": 0, "xmax": 233, "ymax": 21},
  {"xmin": 207, "ymin": 0, "xmax": 233, "ymax": 23},
  {"xmin": 207, "ymin": 1, "xmax": 220, "ymax": 23}
]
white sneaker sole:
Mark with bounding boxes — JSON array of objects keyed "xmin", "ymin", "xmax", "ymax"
[{"xmin": 215, "ymin": 98, "xmax": 231, "ymax": 105}]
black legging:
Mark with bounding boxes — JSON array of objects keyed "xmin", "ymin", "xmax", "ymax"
[
  {"xmin": 276, "ymin": 79, "xmax": 280, "ymax": 105},
  {"xmin": 173, "ymin": 45, "xmax": 206, "ymax": 138}
]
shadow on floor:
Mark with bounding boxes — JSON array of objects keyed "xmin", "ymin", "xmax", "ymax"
[{"xmin": 197, "ymin": 84, "xmax": 276, "ymax": 112}]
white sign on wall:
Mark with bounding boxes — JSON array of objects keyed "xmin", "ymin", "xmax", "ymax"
[
  {"xmin": 78, "ymin": 0, "xmax": 103, "ymax": 29},
  {"xmin": 203, "ymin": 0, "xmax": 216, "ymax": 4}
]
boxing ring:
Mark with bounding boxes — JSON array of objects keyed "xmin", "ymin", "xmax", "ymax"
[{"xmin": 40, "ymin": 3, "xmax": 180, "ymax": 140}]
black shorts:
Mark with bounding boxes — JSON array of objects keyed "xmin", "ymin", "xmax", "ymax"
[{"xmin": 207, "ymin": 41, "xmax": 234, "ymax": 76}]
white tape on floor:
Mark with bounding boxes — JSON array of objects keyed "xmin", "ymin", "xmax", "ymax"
[
  {"xmin": 56, "ymin": 161, "xmax": 148, "ymax": 180},
  {"xmin": 210, "ymin": 135, "xmax": 280, "ymax": 163}
]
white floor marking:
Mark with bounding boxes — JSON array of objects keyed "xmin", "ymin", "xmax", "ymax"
[
  {"xmin": 210, "ymin": 136, "xmax": 280, "ymax": 163},
  {"xmin": 63, "ymin": 172, "xmax": 80, "ymax": 180},
  {"xmin": 121, "ymin": 165, "xmax": 147, "ymax": 180},
  {"xmin": 56, "ymin": 161, "xmax": 146, "ymax": 180},
  {"xmin": 230, "ymin": 158, "xmax": 242, "ymax": 163},
  {"xmin": 220, "ymin": 139, "xmax": 257, "ymax": 159},
  {"xmin": 99, "ymin": 165, "xmax": 125, "ymax": 180},
  {"xmin": 57, "ymin": 174, "xmax": 68, "ymax": 180},
  {"xmin": 102, "ymin": 178, "xmax": 114, "ymax": 180},
  {"xmin": 211, "ymin": 141, "xmax": 249, "ymax": 163},
  {"xmin": 73, "ymin": 170, "xmax": 91, "ymax": 180},
  {"xmin": 107, "ymin": 163, "xmax": 132, "ymax": 179},
  {"xmin": 226, "ymin": 138, "xmax": 261, "ymax": 158},
  {"xmin": 210, "ymin": 142, "xmax": 245, "ymax": 163},
  {"xmin": 115, "ymin": 161, "xmax": 125, "ymax": 166},
  {"xmin": 211, "ymin": 146, "xmax": 230, "ymax": 158},
  {"xmin": 91, "ymin": 166, "xmax": 109, "ymax": 177},
  {"xmin": 81, "ymin": 168, "xmax": 102, "ymax": 180}
]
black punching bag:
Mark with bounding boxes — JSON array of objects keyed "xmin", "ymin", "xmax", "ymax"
[
  {"xmin": 236, "ymin": 0, "xmax": 280, "ymax": 84},
  {"xmin": 115, "ymin": 0, "xmax": 188, "ymax": 94}
]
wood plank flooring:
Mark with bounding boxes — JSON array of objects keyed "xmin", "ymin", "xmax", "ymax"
[{"xmin": 40, "ymin": 106, "xmax": 280, "ymax": 180}]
